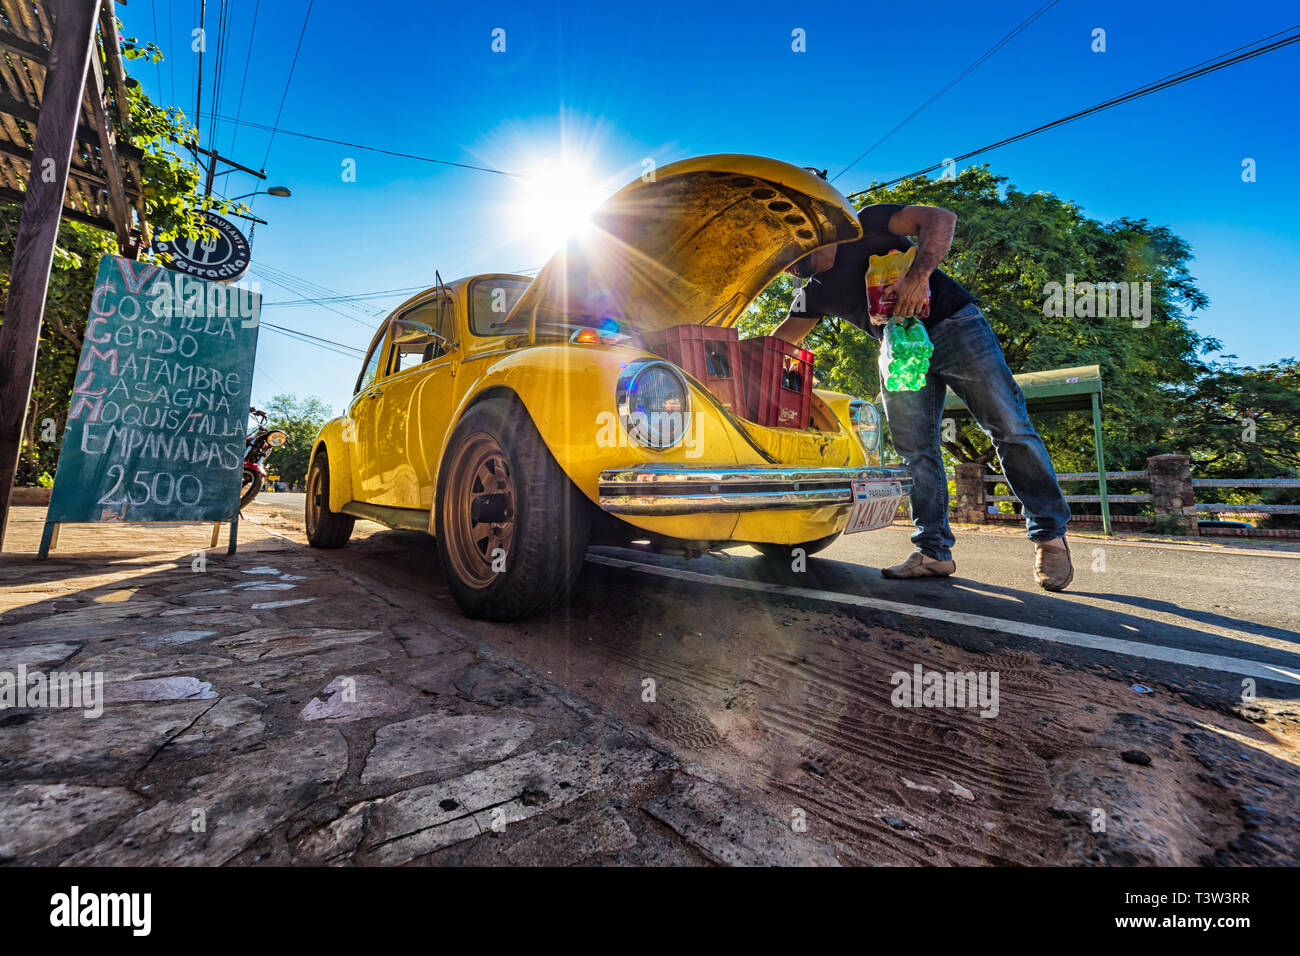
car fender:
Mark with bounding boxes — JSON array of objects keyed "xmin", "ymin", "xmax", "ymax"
[
  {"xmin": 308, "ymin": 417, "xmax": 355, "ymax": 512},
  {"xmin": 445, "ymin": 344, "xmax": 759, "ymax": 505}
]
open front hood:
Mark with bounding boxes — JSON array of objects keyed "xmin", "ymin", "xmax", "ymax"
[{"xmin": 507, "ymin": 154, "xmax": 863, "ymax": 335}]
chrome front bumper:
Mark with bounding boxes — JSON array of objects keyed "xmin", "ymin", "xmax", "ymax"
[{"xmin": 598, "ymin": 465, "xmax": 913, "ymax": 516}]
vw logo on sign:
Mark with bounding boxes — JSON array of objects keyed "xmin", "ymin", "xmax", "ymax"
[{"xmin": 151, "ymin": 211, "xmax": 251, "ymax": 281}]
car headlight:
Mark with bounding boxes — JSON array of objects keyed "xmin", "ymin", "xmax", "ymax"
[
  {"xmin": 617, "ymin": 360, "xmax": 691, "ymax": 450},
  {"xmin": 266, "ymin": 430, "xmax": 288, "ymax": 448},
  {"xmin": 850, "ymin": 401, "xmax": 881, "ymax": 453}
]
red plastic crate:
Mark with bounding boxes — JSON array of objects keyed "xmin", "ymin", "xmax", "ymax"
[
  {"xmin": 738, "ymin": 336, "xmax": 814, "ymax": 428},
  {"xmin": 642, "ymin": 324, "xmax": 744, "ymax": 414}
]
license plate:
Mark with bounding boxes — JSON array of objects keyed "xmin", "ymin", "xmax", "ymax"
[{"xmin": 844, "ymin": 480, "xmax": 903, "ymax": 534}]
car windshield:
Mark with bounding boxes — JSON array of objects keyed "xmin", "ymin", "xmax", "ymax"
[{"xmin": 469, "ymin": 277, "xmax": 534, "ymax": 336}]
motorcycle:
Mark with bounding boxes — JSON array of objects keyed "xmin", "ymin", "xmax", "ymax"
[{"xmin": 241, "ymin": 407, "xmax": 288, "ymax": 509}]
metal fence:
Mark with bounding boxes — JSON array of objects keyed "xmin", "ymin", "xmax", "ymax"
[{"xmin": 978, "ymin": 464, "xmax": 1300, "ymax": 536}]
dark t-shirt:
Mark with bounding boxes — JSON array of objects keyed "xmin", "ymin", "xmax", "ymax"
[{"xmin": 788, "ymin": 203, "xmax": 976, "ymax": 340}]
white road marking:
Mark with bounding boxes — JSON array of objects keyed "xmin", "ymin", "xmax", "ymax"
[{"xmin": 586, "ymin": 554, "xmax": 1300, "ymax": 686}]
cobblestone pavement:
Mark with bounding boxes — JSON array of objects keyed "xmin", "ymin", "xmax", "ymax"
[{"xmin": 0, "ymin": 506, "xmax": 838, "ymax": 866}]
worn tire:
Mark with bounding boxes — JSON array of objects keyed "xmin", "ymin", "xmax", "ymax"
[
  {"xmin": 435, "ymin": 398, "xmax": 590, "ymax": 620},
  {"xmin": 239, "ymin": 469, "xmax": 263, "ymax": 509},
  {"xmin": 305, "ymin": 452, "xmax": 355, "ymax": 548},
  {"xmin": 753, "ymin": 531, "xmax": 841, "ymax": 562}
]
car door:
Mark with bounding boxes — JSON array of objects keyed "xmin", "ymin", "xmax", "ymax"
[
  {"xmin": 386, "ymin": 294, "xmax": 458, "ymax": 510},
  {"xmin": 347, "ymin": 322, "xmax": 392, "ymax": 503}
]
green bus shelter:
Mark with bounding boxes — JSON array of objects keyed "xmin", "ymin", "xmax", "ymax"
[{"xmin": 939, "ymin": 364, "xmax": 1112, "ymax": 534}]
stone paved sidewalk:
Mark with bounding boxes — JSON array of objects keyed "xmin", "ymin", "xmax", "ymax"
[{"xmin": 0, "ymin": 506, "xmax": 840, "ymax": 866}]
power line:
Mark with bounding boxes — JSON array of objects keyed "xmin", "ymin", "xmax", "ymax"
[
  {"xmin": 254, "ymin": 263, "xmax": 379, "ymax": 313},
  {"xmin": 253, "ymin": 268, "xmax": 377, "ymax": 323},
  {"xmin": 206, "ymin": 0, "xmax": 230, "ymax": 151},
  {"xmin": 211, "ymin": 113, "xmax": 517, "ymax": 177},
  {"xmin": 250, "ymin": 263, "xmax": 386, "ymax": 327},
  {"xmin": 166, "ymin": 0, "xmax": 175, "ymax": 107},
  {"xmin": 847, "ymin": 26, "xmax": 1300, "ymax": 198},
  {"xmin": 228, "ymin": 0, "xmax": 261, "ymax": 156},
  {"xmin": 832, "ymin": 0, "xmax": 1058, "ymax": 183},
  {"xmin": 149, "ymin": 0, "xmax": 163, "ymax": 99},
  {"xmin": 260, "ymin": 321, "xmax": 365, "ymax": 357},
  {"xmin": 262, "ymin": 285, "xmax": 430, "ymax": 307},
  {"xmin": 261, "ymin": 0, "xmax": 315, "ymax": 170},
  {"xmin": 194, "ymin": 0, "xmax": 205, "ymax": 128}
]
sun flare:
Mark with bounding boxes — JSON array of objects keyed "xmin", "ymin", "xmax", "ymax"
[{"xmin": 509, "ymin": 157, "xmax": 611, "ymax": 255}]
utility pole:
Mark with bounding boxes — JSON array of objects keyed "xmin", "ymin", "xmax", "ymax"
[
  {"xmin": 191, "ymin": 146, "xmax": 269, "ymax": 224},
  {"xmin": 195, "ymin": 145, "xmax": 265, "ymax": 198}
]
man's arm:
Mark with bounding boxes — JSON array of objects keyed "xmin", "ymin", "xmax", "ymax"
[
  {"xmin": 875, "ymin": 204, "xmax": 958, "ymax": 321},
  {"xmin": 773, "ymin": 314, "xmax": 819, "ymax": 345}
]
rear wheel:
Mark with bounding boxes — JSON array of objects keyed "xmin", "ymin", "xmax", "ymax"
[
  {"xmin": 436, "ymin": 398, "xmax": 590, "ymax": 620},
  {"xmin": 305, "ymin": 452, "xmax": 355, "ymax": 548},
  {"xmin": 753, "ymin": 531, "xmax": 841, "ymax": 562}
]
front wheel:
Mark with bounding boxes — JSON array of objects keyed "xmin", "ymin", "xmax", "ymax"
[
  {"xmin": 305, "ymin": 452, "xmax": 355, "ymax": 548},
  {"xmin": 753, "ymin": 531, "xmax": 841, "ymax": 562},
  {"xmin": 435, "ymin": 398, "xmax": 590, "ymax": 620},
  {"xmin": 239, "ymin": 468, "xmax": 264, "ymax": 509}
]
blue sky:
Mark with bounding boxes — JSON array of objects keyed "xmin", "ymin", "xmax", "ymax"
[{"xmin": 120, "ymin": 0, "xmax": 1300, "ymax": 416}]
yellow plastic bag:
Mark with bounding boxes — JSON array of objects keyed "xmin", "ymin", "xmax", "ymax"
[{"xmin": 867, "ymin": 247, "xmax": 930, "ymax": 320}]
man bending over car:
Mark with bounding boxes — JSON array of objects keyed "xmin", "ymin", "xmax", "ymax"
[{"xmin": 773, "ymin": 187, "xmax": 1074, "ymax": 591}]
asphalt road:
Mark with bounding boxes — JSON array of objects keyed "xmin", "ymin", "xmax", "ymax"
[
  {"xmin": 245, "ymin": 494, "xmax": 1300, "ymax": 864},
  {"xmin": 257, "ymin": 492, "xmax": 1300, "ymax": 695}
]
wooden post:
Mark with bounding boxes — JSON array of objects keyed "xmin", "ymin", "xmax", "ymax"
[
  {"xmin": 1091, "ymin": 392, "xmax": 1111, "ymax": 535},
  {"xmin": 38, "ymin": 520, "xmax": 59, "ymax": 558},
  {"xmin": 0, "ymin": 0, "xmax": 102, "ymax": 549}
]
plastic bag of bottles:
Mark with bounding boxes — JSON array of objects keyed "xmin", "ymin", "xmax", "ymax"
[{"xmin": 880, "ymin": 318, "xmax": 933, "ymax": 392}]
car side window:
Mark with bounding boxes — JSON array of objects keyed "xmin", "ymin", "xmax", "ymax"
[
  {"xmin": 391, "ymin": 317, "xmax": 433, "ymax": 373},
  {"xmin": 433, "ymin": 295, "xmax": 455, "ymax": 349},
  {"xmin": 355, "ymin": 329, "xmax": 388, "ymax": 394},
  {"xmin": 387, "ymin": 298, "xmax": 455, "ymax": 374}
]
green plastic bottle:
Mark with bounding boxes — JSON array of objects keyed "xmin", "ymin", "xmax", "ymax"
[{"xmin": 882, "ymin": 318, "xmax": 933, "ymax": 392}]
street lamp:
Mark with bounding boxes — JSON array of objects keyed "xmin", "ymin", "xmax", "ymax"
[{"xmin": 227, "ymin": 186, "xmax": 292, "ymax": 201}]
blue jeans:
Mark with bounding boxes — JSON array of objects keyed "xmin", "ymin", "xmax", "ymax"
[{"xmin": 880, "ymin": 304, "xmax": 1070, "ymax": 562}]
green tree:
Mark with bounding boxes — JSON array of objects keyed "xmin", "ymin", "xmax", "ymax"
[
  {"xmin": 0, "ymin": 218, "xmax": 117, "ymax": 484},
  {"xmin": 1170, "ymin": 358, "xmax": 1300, "ymax": 476},
  {"xmin": 263, "ymin": 395, "xmax": 333, "ymax": 487},
  {"xmin": 1165, "ymin": 358, "xmax": 1300, "ymax": 525}
]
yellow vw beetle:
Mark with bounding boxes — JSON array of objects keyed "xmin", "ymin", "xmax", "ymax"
[{"xmin": 305, "ymin": 155, "xmax": 911, "ymax": 619}]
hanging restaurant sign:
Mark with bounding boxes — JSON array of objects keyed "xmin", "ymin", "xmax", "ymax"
[{"xmin": 151, "ymin": 210, "xmax": 252, "ymax": 282}]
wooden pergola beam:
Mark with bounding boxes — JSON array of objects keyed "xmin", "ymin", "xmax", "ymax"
[
  {"xmin": 86, "ymin": 33, "xmax": 132, "ymax": 253},
  {"xmin": 0, "ymin": 184, "xmax": 116, "ymax": 231},
  {"xmin": 0, "ymin": 29, "xmax": 49, "ymax": 64},
  {"xmin": 96, "ymin": 2, "xmax": 148, "ymax": 252},
  {"xmin": 97, "ymin": 3, "xmax": 133, "ymax": 121},
  {"xmin": 0, "ymin": 91, "xmax": 145, "ymax": 162},
  {"xmin": 0, "ymin": 139, "xmax": 141, "ymax": 197}
]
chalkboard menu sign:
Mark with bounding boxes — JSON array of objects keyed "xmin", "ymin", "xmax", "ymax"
[{"xmin": 42, "ymin": 255, "xmax": 261, "ymax": 550}]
